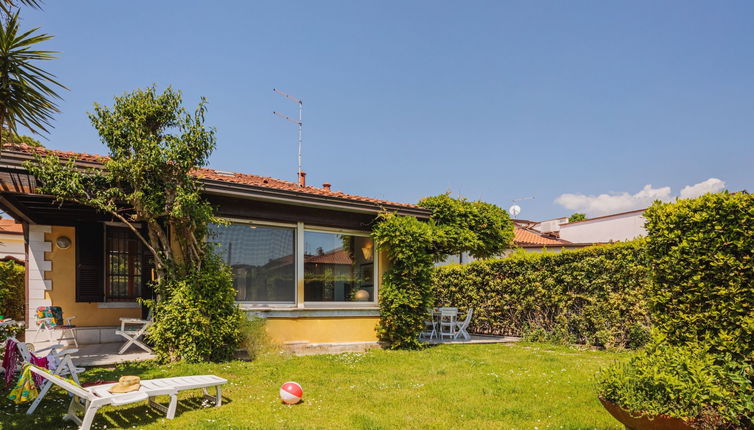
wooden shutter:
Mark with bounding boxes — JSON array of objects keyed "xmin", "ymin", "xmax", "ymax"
[{"xmin": 76, "ymin": 223, "xmax": 104, "ymax": 302}]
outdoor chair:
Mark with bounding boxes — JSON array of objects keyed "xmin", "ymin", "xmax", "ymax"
[
  {"xmin": 438, "ymin": 307, "xmax": 458, "ymax": 340},
  {"xmin": 33, "ymin": 306, "xmax": 78, "ymax": 347},
  {"xmin": 420, "ymin": 309, "xmax": 437, "ymax": 340},
  {"xmin": 27, "ymin": 365, "xmax": 227, "ymax": 430},
  {"xmin": 454, "ymin": 308, "xmax": 474, "ymax": 341},
  {"xmin": 115, "ymin": 312, "xmax": 152, "ymax": 354},
  {"xmin": 14, "ymin": 339, "xmax": 85, "ymax": 415}
]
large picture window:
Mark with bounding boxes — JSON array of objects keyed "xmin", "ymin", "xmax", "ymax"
[
  {"xmin": 105, "ymin": 226, "xmax": 144, "ymax": 301},
  {"xmin": 209, "ymin": 223, "xmax": 296, "ymax": 303},
  {"xmin": 304, "ymin": 231, "xmax": 375, "ymax": 302}
]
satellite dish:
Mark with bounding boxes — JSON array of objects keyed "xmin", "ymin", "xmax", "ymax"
[{"xmin": 509, "ymin": 204, "xmax": 521, "ymax": 217}]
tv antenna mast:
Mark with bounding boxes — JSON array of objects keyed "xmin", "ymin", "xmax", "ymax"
[{"xmin": 273, "ymin": 88, "xmax": 304, "ymax": 185}]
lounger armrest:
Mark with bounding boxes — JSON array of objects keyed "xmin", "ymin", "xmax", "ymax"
[
  {"xmin": 64, "ymin": 316, "xmax": 76, "ymax": 324},
  {"xmin": 35, "ymin": 343, "xmax": 65, "ymax": 354},
  {"xmin": 55, "ymin": 348, "xmax": 79, "ymax": 357},
  {"xmin": 109, "ymin": 391, "xmax": 149, "ymax": 405}
]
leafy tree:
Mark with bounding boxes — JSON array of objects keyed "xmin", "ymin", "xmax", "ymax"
[
  {"xmin": 1, "ymin": 127, "xmax": 42, "ymax": 146},
  {"xmin": 0, "ymin": 12, "xmax": 65, "ymax": 145},
  {"xmin": 419, "ymin": 193, "xmax": 514, "ymax": 259},
  {"xmin": 26, "ymin": 86, "xmax": 242, "ymax": 362},
  {"xmin": 568, "ymin": 213, "xmax": 586, "ymax": 223}
]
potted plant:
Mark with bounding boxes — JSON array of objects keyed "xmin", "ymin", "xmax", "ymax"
[{"xmin": 596, "ymin": 343, "xmax": 754, "ymax": 430}]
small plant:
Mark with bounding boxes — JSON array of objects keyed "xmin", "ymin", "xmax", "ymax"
[
  {"xmin": 596, "ymin": 343, "xmax": 754, "ymax": 428},
  {"xmin": 239, "ymin": 316, "xmax": 277, "ymax": 360}
]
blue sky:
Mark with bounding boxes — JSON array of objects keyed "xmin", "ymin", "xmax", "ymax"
[{"xmin": 17, "ymin": 1, "xmax": 754, "ymax": 220}]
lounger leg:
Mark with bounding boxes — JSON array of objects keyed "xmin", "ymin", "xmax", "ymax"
[
  {"xmin": 26, "ymin": 380, "xmax": 52, "ymax": 414},
  {"xmin": 167, "ymin": 393, "xmax": 178, "ymax": 419},
  {"xmin": 79, "ymin": 405, "xmax": 100, "ymax": 430},
  {"xmin": 71, "ymin": 328, "xmax": 79, "ymax": 347}
]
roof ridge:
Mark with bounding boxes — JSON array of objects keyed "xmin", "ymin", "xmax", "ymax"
[{"xmin": 2, "ymin": 143, "xmax": 420, "ymax": 209}]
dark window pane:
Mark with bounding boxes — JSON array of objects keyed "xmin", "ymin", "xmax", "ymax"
[
  {"xmin": 304, "ymin": 231, "xmax": 374, "ymax": 302},
  {"xmin": 209, "ymin": 223, "xmax": 295, "ymax": 303},
  {"xmin": 105, "ymin": 226, "xmax": 144, "ymax": 301}
]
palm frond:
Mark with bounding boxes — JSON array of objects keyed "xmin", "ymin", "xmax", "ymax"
[{"xmin": 0, "ymin": 11, "xmax": 65, "ymax": 137}]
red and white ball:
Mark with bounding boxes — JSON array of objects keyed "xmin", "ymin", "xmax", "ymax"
[{"xmin": 279, "ymin": 381, "xmax": 303, "ymax": 404}]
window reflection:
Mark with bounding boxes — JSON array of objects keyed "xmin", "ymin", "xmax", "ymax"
[{"xmin": 304, "ymin": 231, "xmax": 375, "ymax": 302}]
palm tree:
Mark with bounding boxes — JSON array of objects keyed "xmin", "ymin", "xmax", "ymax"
[
  {"xmin": 0, "ymin": 0, "xmax": 42, "ymax": 18},
  {"xmin": 0, "ymin": 11, "xmax": 65, "ymax": 145}
]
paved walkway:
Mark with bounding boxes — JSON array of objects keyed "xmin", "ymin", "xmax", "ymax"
[
  {"xmin": 70, "ymin": 342, "xmax": 155, "ymax": 367},
  {"xmin": 425, "ymin": 334, "xmax": 521, "ymax": 345}
]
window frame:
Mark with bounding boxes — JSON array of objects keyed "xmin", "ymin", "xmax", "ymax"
[
  {"xmin": 213, "ymin": 218, "xmax": 299, "ymax": 307},
  {"xmin": 214, "ymin": 218, "xmax": 379, "ymax": 309},
  {"xmin": 102, "ymin": 222, "xmax": 145, "ymax": 303},
  {"xmin": 301, "ymin": 225, "xmax": 379, "ymax": 308}
]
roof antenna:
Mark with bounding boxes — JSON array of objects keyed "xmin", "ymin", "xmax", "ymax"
[
  {"xmin": 509, "ymin": 196, "xmax": 534, "ymax": 218},
  {"xmin": 273, "ymin": 88, "xmax": 304, "ymax": 186}
]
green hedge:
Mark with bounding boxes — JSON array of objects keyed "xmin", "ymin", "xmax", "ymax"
[
  {"xmin": 432, "ymin": 241, "xmax": 651, "ymax": 348},
  {"xmin": 0, "ymin": 260, "xmax": 24, "ymax": 320},
  {"xmin": 644, "ymin": 192, "xmax": 754, "ymax": 362}
]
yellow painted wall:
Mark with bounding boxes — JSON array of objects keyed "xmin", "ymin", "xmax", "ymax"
[
  {"xmin": 44, "ymin": 226, "xmax": 141, "ymax": 326},
  {"xmin": 265, "ymin": 316, "xmax": 379, "ymax": 343}
]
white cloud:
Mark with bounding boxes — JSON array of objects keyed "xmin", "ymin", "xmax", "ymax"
[
  {"xmin": 555, "ymin": 178, "xmax": 726, "ymax": 216},
  {"xmin": 679, "ymin": 178, "xmax": 726, "ymax": 199}
]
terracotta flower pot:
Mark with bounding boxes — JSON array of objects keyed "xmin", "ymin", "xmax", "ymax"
[{"xmin": 599, "ymin": 397, "xmax": 694, "ymax": 430}]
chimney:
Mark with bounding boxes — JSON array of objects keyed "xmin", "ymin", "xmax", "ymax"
[
  {"xmin": 322, "ymin": 182, "xmax": 331, "ymax": 191},
  {"xmin": 298, "ymin": 171, "xmax": 306, "ymax": 187}
]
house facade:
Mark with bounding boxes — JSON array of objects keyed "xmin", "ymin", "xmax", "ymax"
[
  {"xmin": 558, "ymin": 209, "xmax": 646, "ymax": 243},
  {"xmin": 0, "ymin": 218, "xmax": 24, "ymax": 263},
  {"xmin": 0, "ymin": 144, "xmax": 429, "ymax": 347}
]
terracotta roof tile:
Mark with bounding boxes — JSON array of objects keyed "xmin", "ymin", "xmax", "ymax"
[
  {"xmin": 0, "ymin": 218, "xmax": 22, "ymax": 234},
  {"xmin": 2, "ymin": 143, "xmax": 419, "ymax": 209},
  {"xmin": 514, "ymin": 226, "xmax": 571, "ymax": 247}
]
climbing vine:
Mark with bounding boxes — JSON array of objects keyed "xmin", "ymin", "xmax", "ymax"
[{"xmin": 372, "ymin": 193, "xmax": 513, "ymax": 349}]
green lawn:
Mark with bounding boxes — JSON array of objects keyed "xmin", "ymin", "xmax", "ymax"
[{"xmin": 1, "ymin": 343, "xmax": 625, "ymax": 429}]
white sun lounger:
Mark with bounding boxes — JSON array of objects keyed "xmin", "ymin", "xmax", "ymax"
[{"xmin": 28, "ymin": 366, "xmax": 227, "ymax": 430}]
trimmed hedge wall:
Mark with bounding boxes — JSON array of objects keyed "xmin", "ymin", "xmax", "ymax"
[
  {"xmin": 0, "ymin": 260, "xmax": 24, "ymax": 320},
  {"xmin": 644, "ymin": 192, "xmax": 754, "ymax": 362},
  {"xmin": 432, "ymin": 241, "xmax": 651, "ymax": 348}
]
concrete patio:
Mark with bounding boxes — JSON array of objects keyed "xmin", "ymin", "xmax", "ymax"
[
  {"xmin": 71, "ymin": 342, "xmax": 155, "ymax": 366},
  {"xmin": 424, "ymin": 334, "xmax": 521, "ymax": 345}
]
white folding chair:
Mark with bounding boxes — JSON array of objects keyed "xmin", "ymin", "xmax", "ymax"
[
  {"xmin": 454, "ymin": 308, "xmax": 474, "ymax": 341},
  {"xmin": 116, "ymin": 316, "xmax": 152, "ymax": 354},
  {"xmin": 438, "ymin": 307, "xmax": 458, "ymax": 340},
  {"xmin": 32, "ymin": 306, "xmax": 78, "ymax": 347},
  {"xmin": 11, "ymin": 338, "xmax": 86, "ymax": 415},
  {"xmin": 420, "ymin": 309, "xmax": 437, "ymax": 340}
]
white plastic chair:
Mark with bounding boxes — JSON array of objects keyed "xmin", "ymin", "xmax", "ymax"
[
  {"xmin": 420, "ymin": 309, "xmax": 437, "ymax": 340},
  {"xmin": 115, "ymin": 315, "xmax": 152, "ymax": 354},
  {"xmin": 438, "ymin": 307, "xmax": 458, "ymax": 340},
  {"xmin": 454, "ymin": 308, "xmax": 474, "ymax": 341},
  {"xmin": 9, "ymin": 337, "xmax": 86, "ymax": 415},
  {"xmin": 33, "ymin": 307, "xmax": 78, "ymax": 347}
]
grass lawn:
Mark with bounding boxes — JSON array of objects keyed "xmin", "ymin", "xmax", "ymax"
[{"xmin": 0, "ymin": 343, "xmax": 625, "ymax": 429}]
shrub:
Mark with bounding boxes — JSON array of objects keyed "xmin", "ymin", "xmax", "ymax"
[
  {"xmin": 644, "ymin": 192, "xmax": 754, "ymax": 362},
  {"xmin": 240, "ymin": 316, "xmax": 277, "ymax": 360},
  {"xmin": 0, "ymin": 260, "xmax": 24, "ymax": 321},
  {"xmin": 432, "ymin": 241, "xmax": 651, "ymax": 348},
  {"xmin": 596, "ymin": 343, "xmax": 754, "ymax": 427},
  {"xmin": 146, "ymin": 252, "xmax": 244, "ymax": 363}
]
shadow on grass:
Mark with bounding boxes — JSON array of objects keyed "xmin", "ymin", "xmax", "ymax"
[{"xmin": 1, "ymin": 395, "xmax": 233, "ymax": 430}]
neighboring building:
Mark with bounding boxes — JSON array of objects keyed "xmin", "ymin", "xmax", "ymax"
[
  {"xmin": 510, "ymin": 221, "xmax": 588, "ymax": 254},
  {"xmin": 0, "ymin": 218, "xmax": 24, "ymax": 263},
  {"xmin": 558, "ymin": 209, "xmax": 646, "ymax": 244},
  {"xmin": 0, "ymin": 143, "xmax": 429, "ymax": 347}
]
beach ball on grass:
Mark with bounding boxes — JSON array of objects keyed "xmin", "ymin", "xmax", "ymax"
[{"xmin": 280, "ymin": 381, "xmax": 303, "ymax": 404}]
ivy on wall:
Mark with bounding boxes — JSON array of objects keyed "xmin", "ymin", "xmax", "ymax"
[{"xmin": 371, "ymin": 194, "xmax": 514, "ymax": 349}]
